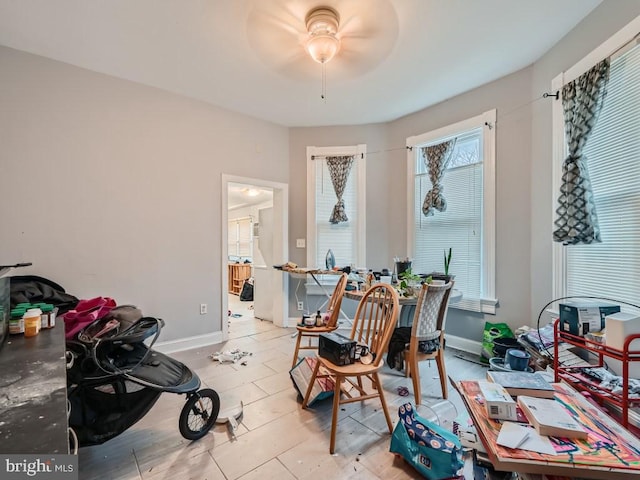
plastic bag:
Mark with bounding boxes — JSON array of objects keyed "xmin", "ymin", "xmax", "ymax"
[
  {"xmin": 240, "ymin": 281, "xmax": 254, "ymax": 301},
  {"xmin": 389, "ymin": 403, "xmax": 464, "ymax": 479},
  {"xmin": 481, "ymin": 321, "xmax": 514, "ymax": 363}
]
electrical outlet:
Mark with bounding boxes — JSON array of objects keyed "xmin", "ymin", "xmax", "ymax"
[
  {"xmin": 297, "ymin": 301, "xmax": 304, "ymax": 311},
  {"xmin": 200, "ymin": 303, "xmax": 207, "ymax": 315},
  {"xmin": 296, "ymin": 238, "xmax": 306, "ymax": 248}
]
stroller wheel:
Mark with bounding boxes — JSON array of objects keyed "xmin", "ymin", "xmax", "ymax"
[{"xmin": 179, "ymin": 388, "xmax": 220, "ymax": 441}]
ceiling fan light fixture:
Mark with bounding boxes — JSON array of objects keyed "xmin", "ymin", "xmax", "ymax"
[
  {"xmin": 243, "ymin": 188, "xmax": 260, "ymax": 197},
  {"xmin": 305, "ymin": 6, "xmax": 341, "ymax": 64}
]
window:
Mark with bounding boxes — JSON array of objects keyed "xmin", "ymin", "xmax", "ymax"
[
  {"xmin": 306, "ymin": 145, "xmax": 366, "ymax": 280},
  {"xmin": 228, "ymin": 216, "xmax": 253, "ymax": 258},
  {"xmin": 552, "ymin": 24, "xmax": 640, "ymax": 307},
  {"xmin": 407, "ymin": 110, "xmax": 497, "ymax": 313}
]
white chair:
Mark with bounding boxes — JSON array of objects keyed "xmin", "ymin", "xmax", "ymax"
[{"xmin": 403, "ymin": 282, "xmax": 454, "ymax": 405}]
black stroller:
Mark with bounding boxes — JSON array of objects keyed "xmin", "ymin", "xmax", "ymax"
[{"xmin": 66, "ymin": 305, "xmax": 219, "ymax": 447}]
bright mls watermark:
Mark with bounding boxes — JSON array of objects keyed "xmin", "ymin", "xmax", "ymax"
[{"xmin": 1, "ymin": 455, "xmax": 77, "ymax": 480}]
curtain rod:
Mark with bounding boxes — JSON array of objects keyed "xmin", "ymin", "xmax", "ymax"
[
  {"xmin": 310, "ymin": 153, "xmax": 364, "ymax": 160},
  {"xmin": 610, "ymin": 32, "xmax": 639, "ymax": 62}
]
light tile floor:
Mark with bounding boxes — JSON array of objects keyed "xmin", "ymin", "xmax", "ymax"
[{"xmin": 77, "ymin": 296, "xmax": 488, "ymax": 479}]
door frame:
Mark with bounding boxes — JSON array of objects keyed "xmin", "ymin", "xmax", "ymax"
[{"xmin": 221, "ymin": 174, "xmax": 289, "ymax": 340}]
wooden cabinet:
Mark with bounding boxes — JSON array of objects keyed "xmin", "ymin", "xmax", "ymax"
[{"xmin": 228, "ymin": 263, "xmax": 252, "ymax": 295}]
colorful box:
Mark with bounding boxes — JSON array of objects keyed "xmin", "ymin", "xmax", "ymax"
[{"xmin": 559, "ymin": 301, "xmax": 620, "ymax": 337}]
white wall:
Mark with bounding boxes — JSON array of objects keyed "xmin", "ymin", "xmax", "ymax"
[{"xmin": 0, "ymin": 46, "xmax": 289, "ymax": 343}]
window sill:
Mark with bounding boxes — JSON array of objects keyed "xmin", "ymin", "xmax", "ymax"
[
  {"xmin": 305, "ymin": 278, "xmax": 339, "ymax": 296},
  {"xmin": 451, "ymin": 296, "xmax": 498, "ymax": 315}
]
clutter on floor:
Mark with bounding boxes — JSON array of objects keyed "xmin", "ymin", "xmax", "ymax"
[
  {"xmin": 216, "ymin": 397, "xmax": 244, "ymax": 441},
  {"xmin": 209, "ymin": 348, "xmax": 252, "ymax": 364}
]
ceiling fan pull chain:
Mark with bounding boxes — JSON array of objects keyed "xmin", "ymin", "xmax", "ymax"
[{"xmin": 321, "ymin": 63, "xmax": 327, "ymax": 100}]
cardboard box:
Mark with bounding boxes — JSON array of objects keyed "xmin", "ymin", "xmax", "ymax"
[
  {"xmin": 318, "ymin": 332, "xmax": 356, "ymax": 366},
  {"xmin": 478, "ymin": 381, "xmax": 518, "ymax": 421},
  {"xmin": 605, "ymin": 312, "xmax": 640, "ymax": 378},
  {"xmin": 559, "ymin": 301, "xmax": 620, "ymax": 337}
]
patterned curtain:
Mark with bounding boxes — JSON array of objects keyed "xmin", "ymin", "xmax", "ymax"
[
  {"xmin": 326, "ymin": 155, "xmax": 355, "ymax": 224},
  {"xmin": 553, "ymin": 59, "xmax": 610, "ymax": 245},
  {"xmin": 422, "ymin": 139, "xmax": 457, "ymax": 217}
]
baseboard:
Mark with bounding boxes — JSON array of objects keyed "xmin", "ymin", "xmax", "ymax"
[
  {"xmin": 154, "ymin": 331, "xmax": 224, "ymax": 354},
  {"xmin": 445, "ymin": 334, "xmax": 482, "ymax": 355}
]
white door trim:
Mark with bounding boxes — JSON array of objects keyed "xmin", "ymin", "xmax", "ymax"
[{"xmin": 221, "ymin": 174, "xmax": 289, "ymax": 340}]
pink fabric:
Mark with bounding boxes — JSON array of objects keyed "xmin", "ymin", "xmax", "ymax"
[{"xmin": 63, "ymin": 297, "xmax": 116, "ymax": 340}]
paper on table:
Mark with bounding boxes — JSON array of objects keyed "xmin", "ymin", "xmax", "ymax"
[{"xmin": 496, "ymin": 422, "xmax": 557, "ymax": 455}]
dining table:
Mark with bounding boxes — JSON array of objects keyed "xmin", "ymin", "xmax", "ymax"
[{"xmin": 343, "ymin": 286, "xmax": 461, "ymax": 327}]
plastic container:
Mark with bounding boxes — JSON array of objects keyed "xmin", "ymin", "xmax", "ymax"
[
  {"xmin": 10, "ymin": 308, "xmax": 26, "ymax": 334},
  {"xmin": 23, "ymin": 308, "xmax": 42, "ymax": 337},
  {"xmin": 42, "ymin": 304, "xmax": 56, "ymax": 328}
]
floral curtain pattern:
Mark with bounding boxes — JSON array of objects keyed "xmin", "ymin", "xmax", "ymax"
[
  {"xmin": 422, "ymin": 139, "xmax": 457, "ymax": 217},
  {"xmin": 553, "ymin": 59, "xmax": 610, "ymax": 245},
  {"xmin": 326, "ymin": 155, "xmax": 355, "ymax": 224}
]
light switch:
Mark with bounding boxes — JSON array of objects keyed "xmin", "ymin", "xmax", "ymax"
[{"xmin": 296, "ymin": 238, "xmax": 306, "ymax": 248}]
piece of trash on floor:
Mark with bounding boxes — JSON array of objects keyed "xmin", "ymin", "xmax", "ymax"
[
  {"xmin": 209, "ymin": 348, "xmax": 251, "ymax": 363},
  {"xmin": 397, "ymin": 386, "xmax": 409, "ymax": 396},
  {"xmin": 216, "ymin": 399, "xmax": 243, "ymax": 441},
  {"xmin": 230, "ymin": 313, "xmax": 242, "ymax": 318}
]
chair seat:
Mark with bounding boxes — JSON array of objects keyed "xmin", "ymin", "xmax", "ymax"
[
  {"xmin": 316, "ymin": 356, "xmax": 381, "ymax": 376},
  {"xmin": 295, "ymin": 324, "xmax": 338, "ymax": 334}
]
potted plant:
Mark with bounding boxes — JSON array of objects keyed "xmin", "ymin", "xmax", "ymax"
[
  {"xmin": 426, "ymin": 248, "xmax": 454, "ymax": 283},
  {"xmin": 444, "ymin": 247, "xmax": 452, "ymax": 277},
  {"xmin": 398, "ymin": 268, "xmax": 428, "ymax": 297}
]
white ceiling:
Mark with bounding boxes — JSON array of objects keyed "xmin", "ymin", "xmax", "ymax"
[
  {"xmin": 228, "ymin": 183, "xmax": 273, "ymax": 210},
  {"xmin": 0, "ymin": 0, "xmax": 601, "ymax": 127}
]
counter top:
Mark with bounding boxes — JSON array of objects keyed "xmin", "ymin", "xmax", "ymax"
[{"xmin": 0, "ymin": 325, "xmax": 69, "ymax": 454}]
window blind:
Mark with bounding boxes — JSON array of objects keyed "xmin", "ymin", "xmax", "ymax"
[
  {"xmin": 314, "ymin": 159, "xmax": 359, "ymax": 269},
  {"xmin": 566, "ymin": 44, "xmax": 640, "ymax": 307},
  {"xmin": 228, "ymin": 217, "xmax": 253, "ymax": 258},
  {"xmin": 413, "ymin": 130, "xmax": 484, "ymax": 311}
]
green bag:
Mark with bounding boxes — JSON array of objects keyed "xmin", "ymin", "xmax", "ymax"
[{"xmin": 481, "ymin": 321, "xmax": 514, "ymax": 363}]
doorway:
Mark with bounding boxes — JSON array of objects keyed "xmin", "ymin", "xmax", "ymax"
[{"xmin": 221, "ymin": 175, "xmax": 289, "ymax": 342}]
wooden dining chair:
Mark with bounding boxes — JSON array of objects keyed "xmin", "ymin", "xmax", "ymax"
[
  {"xmin": 302, "ymin": 283, "xmax": 400, "ymax": 454},
  {"xmin": 291, "ymin": 273, "xmax": 348, "ymax": 369},
  {"xmin": 403, "ymin": 282, "xmax": 454, "ymax": 405}
]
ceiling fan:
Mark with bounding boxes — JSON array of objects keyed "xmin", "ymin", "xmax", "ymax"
[{"xmin": 246, "ymin": 0, "xmax": 399, "ymax": 81}]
